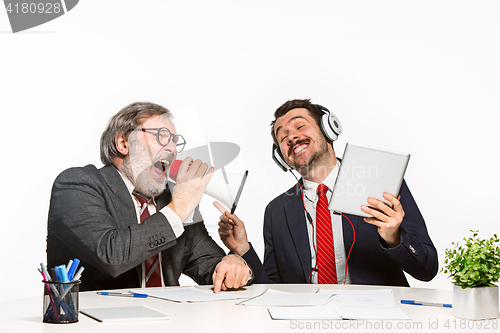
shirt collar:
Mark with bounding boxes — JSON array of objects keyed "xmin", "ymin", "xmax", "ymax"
[
  {"xmin": 116, "ymin": 168, "xmax": 135, "ymax": 197},
  {"xmin": 303, "ymin": 161, "xmax": 340, "ymax": 202},
  {"xmin": 116, "ymin": 167, "xmax": 157, "ymax": 207}
]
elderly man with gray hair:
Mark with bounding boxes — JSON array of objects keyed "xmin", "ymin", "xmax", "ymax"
[{"xmin": 47, "ymin": 101, "xmax": 250, "ymax": 293}]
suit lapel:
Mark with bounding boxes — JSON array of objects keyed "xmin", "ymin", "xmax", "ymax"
[
  {"xmin": 156, "ymin": 182, "xmax": 173, "ymax": 210},
  {"xmin": 284, "ymin": 183, "xmax": 312, "ymax": 282},
  {"xmin": 99, "ymin": 165, "xmax": 138, "ymax": 227},
  {"xmin": 100, "ymin": 164, "xmax": 132, "ymax": 196}
]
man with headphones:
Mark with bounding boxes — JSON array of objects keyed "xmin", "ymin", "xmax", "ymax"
[{"xmin": 217, "ymin": 99, "xmax": 438, "ymax": 286}]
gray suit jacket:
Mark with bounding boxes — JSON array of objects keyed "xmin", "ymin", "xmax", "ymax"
[{"xmin": 47, "ymin": 164, "xmax": 225, "ymax": 291}]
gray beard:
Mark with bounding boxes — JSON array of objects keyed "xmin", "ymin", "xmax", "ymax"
[{"xmin": 121, "ymin": 154, "xmax": 168, "ymax": 198}]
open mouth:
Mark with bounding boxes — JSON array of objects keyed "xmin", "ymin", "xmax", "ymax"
[
  {"xmin": 153, "ymin": 159, "xmax": 170, "ymax": 176},
  {"xmin": 290, "ymin": 142, "xmax": 309, "ymax": 156}
]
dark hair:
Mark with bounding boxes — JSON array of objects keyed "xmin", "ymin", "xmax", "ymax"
[
  {"xmin": 270, "ymin": 99, "xmax": 324, "ymax": 146},
  {"xmin": 100, "ymin": 102, "xmax": 172, "ymax": 165}
]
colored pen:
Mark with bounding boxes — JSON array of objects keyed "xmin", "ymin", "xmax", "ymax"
[
  {"xmin": 40, "ymin": 265, "xmax": 60, "ymax": 297},
  {"xmin": 66, "ymin": 260, "xmax": 73, "ymax": 273},
  {"xmin": 40, "ymin": 263, "xmax": 77, "ymax": 321},
  {"xmin": 59, "ymin": 265, "xmax": 70, "ymax": 282},
  {"xmin": 38, "ymin": 268, "xmax": 61, "ymax": 321},
  {"xmin": 54, "ymin": 265, "xmax": 63, "ymax": 282},
  {"xmin": 41, "ymin": 262, "xmax": 52, "ymax": 282},
  {"xmin": 59, "ymin": 272, "xmax": 83, "ymax": 299},
  {"xmin": 401, "ymin": 300, "xmax": 452, "ymax": 308},
  {"xmin": 38, "ymin": 268, "xmax": 60, "ymax": 313},
  {"xmin": 97, "ymin": 292, "xmax": 148, "ymax": 298},
  {"xmin": 58, "ymin": 266, "xmax": 85, "ymax": 299},
  {"xmin": 72, "ymin": 266, "xmax": 85, "ymax": 282},
  {"xmin": 67, "ymin": 258, "xmax": 80, "ymax": 280}
]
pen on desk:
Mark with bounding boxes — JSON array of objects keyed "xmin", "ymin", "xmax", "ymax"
[
  {"xmin": 401, "ymin": 300, "xmax": 452, "ymax": 308},
  {"xmin": 97, "ymin": 292, "xmax": 148, "ymax": 298}
]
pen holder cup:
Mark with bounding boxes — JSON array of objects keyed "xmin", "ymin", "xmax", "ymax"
[{"xmin": 42, "ymin": 280, "xmax": 81, "ymax": 323}]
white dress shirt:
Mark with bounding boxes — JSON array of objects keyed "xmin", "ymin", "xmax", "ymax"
[{"xmin": 302, "ymin": 162, "xmax": 352, "ymax": 284}]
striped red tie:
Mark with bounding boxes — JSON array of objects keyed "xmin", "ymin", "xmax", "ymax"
[
  {"xmin": 133, "ymin": 192, "xmax": 162, "ymax": 288},
  {"xmin": 316, "ymin": 184, "xmax": 337, "ymax": 284}
]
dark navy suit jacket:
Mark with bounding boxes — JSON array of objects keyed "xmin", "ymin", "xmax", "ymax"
[{"xmin": 243, "ymin": 179, "xmax": 438, "ymax": 286}]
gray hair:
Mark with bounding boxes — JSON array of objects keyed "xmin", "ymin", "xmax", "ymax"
[{"xmin": 100, "ymin": 102, "xmax": 173, "ymax": 165}]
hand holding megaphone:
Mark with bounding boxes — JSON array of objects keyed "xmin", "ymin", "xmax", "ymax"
[
  {"xmin": 169, "ymin": 158, "xmax": 248, "ymax": 210},
  {"xmin": 167, "ymin": 157, "xmax": 214, "ymax": 222},
  {"xmin": 167, "ymin": 160, "xmax": 183, "ymax": 181}
]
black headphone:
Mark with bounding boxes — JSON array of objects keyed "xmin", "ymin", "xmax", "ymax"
[{"xmin": 272, "ymin": 104, "xmax": 343, "ymax": 171}]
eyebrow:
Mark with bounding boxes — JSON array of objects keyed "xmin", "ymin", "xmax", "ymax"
[{"xmin": 275, "ymin": 116, "xmax": 307, "ymax": 138}]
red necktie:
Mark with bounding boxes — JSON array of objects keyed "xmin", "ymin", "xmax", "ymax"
[
  {"xmin": 316, "ymin": 184, "xmax": 337, "ymax": 284},
  {"xmin": 132, "ymin": 192, "xmax": 162, "ymax": 288}
]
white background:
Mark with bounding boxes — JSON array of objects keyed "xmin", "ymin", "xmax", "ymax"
[{"xmin": 1, "ymin": 0, "xmax": 499, "ymax": 302}]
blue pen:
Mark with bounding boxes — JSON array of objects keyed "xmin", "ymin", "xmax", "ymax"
[
  {"xmin": 66, "ymin": 260, "xmax": 73, "ymax": 273},
  {"xmin": 67, "ymin": 258, "xmax": 80, "ymax": 280},
  {"xmin": 58, "ymin": 265, "xmax": 70, "ymax": 282},
  {"xmin": 401, "ymin": 300, "xmax": 452, "ymax": 308},
  {"xmin": 97, "ymin": 292, "xmax": 148, "ymax": 298},
  {"xmin": 54, "ymin": 266, "xmax": 63, "ymax": 282}
]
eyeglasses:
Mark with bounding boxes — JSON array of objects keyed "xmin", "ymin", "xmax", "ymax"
[{"xmin": 130, "ymin": 127, "xmax": 186, "ymax": 152}]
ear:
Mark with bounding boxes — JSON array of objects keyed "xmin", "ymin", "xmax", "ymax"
[{"xmin": 115, "ymin": 133, "xmax": 129, "ymax": 156}]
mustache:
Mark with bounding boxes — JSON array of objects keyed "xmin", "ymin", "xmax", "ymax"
[
  {"xmin": 154, "ymin": 152, "xmax": 175, "ymax": 164},
  {"xmin": 288, "ymin": 139, "xmax": 310, "ymax": 156}
]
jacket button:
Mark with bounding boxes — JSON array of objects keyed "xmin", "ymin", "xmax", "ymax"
[
  {"xmin": 149, "ymin": 242, "xmax": 154, "ymax": 248},
  {"xmin": 160, "ymin": 237, "xmax": 165, "ymax": 243}
]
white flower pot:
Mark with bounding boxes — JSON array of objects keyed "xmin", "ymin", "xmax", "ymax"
[{"xmin": 453, "ymin": 285, "xmax": 499, "ymax": 320}]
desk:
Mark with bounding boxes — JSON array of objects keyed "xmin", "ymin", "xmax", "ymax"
[{"xmin": 1, "ymin": 284, "xmax": 496, "ymax": 332}]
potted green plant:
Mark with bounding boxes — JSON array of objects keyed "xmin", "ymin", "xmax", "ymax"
[{"xmin": 442, "ymin": 230, "xmax": 500, "ymax": 320}]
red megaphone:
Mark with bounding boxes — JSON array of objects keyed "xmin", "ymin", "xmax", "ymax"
[{"xmin": 168, "ymin": 160, "xmax": 182, "ymax": 181}]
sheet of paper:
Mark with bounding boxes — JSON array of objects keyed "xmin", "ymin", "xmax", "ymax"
[
  {"xmin": 324, "ymin": 289, "xmax": 394, "ymax": 307},
  {"xmin": 268, "ymin": 305, "xmax": 342, "ymax": 320},
  {"xmin": 239, "ymin": 288, "xmax": 336, "ymax": 307},
  {"xmin": 334, "ymin": 305, "xmax": 410, "ymax": 320},
  {"xmin": 81, "ymin": 305, "xmax": 169, "ymax": 323},
  {"xmin": 130, "ymin": 286, "xmax": 248, "ymax": 303}
]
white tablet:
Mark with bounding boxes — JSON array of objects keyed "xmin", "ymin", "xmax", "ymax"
[{"xmin": 329, "ymin": 143, "xmax": 410, "ymax": 217}]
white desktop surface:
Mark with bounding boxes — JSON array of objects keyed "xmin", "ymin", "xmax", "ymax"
[{"xmin": 1, "ymin": 284, "xmax": 495, "ymax": 332}]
